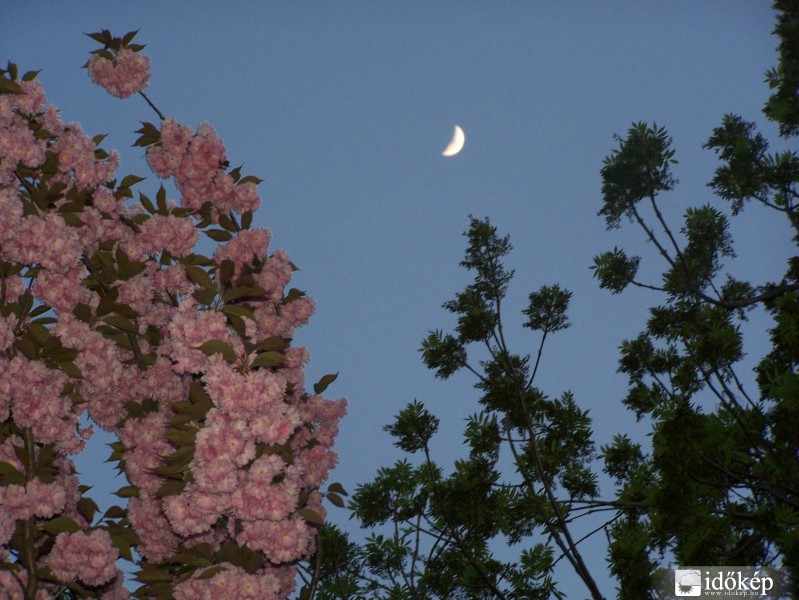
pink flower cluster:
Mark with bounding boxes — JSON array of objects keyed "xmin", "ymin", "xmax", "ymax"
[
  {"xmin": 202, "ymin": 358, "xmax": 291, "ymax": 420},
  {"xmin": 168, "ymin": 300, "xmax": 236, "ymax": 374},
  {"xmin": 2, "ymin": 212, "xmax": 83, "ymax": 274},
  {"xmin": 33, "ymin": 267, "xmax": 92, "ymax": 314},
  {"xmin": 52, "ymin": 123, "xmax": 121, "ymax": 189},
  {"xmin": 87, "ymin": 48, "xmax": 151, "ymax": 99},
  {"xmin": 127, "ymin": 495, "xmax": 178, "ymax": 563},
  {"xmin": 256, "ymin": 250, "xmax": 294, "ymax": 295},
  {"xmin": 173, "ymin": 563, "xmax": 285, "ymax": 599},
  {"xmin": 0, "ymin": 478, "xmax": 66, "ymax": 520},
  {"xmin": 0, "ymin": 435, "xmax": 116, "ymax": 597},
  {"xmin": 0, "ymin": 511, "xmax": 13, "ymax": 548},
  {"xmin": 137, "ymin": 213, "xmax": 199, "ymax": 258},
  {"xmin": 0, "ymin": 570, "xmax": 54, "ymax": 600},
  {"xmin": 146, "ymin": 118, "xmax": 261, "ymax": 220},
  {"xmin": 0, "ymin": 119, "xmax": 44, "ymax": 172},
  {"xmin": 0, "ymin": 72, "xmax": 130, "ymax": 586},
  {"xmin": 1, "ymin": 33, "xmax": 347, "ymax": 600},
  {"xmin": 1, "ymin": 76, "xmax": 120, "ymax": 193},
  {"xmin": 0, "ymin": 356, "xmax": 80, "ymax": 453},
  {"xmin": 214, "ymin": 227, "xmax": 271, "ymax": 277},
  {"xmin": 0, "ymin": 81, "xmax": 47, "ymax": 186},
  {"xmin": 0, "ymin": 315, "xmax": 14, "ymax": 356},
  {"xmin": 48, "ymin": 529, "xmax": 120, "ymax": 587}
]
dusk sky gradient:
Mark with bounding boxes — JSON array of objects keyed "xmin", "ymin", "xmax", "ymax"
[{"xmin": 4, "ymin": 3, "xmax": 794, "ymax": 596}]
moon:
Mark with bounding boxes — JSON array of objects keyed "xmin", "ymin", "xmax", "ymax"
[{"xmin": 442, "ymin": 125, "xmax": 465, "ymax": 157}]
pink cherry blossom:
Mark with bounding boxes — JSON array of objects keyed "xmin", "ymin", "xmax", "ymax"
[
  {"xmin": 168, "ymin": 300, "xmax": 234, "ymax": 374},
  {"xmin": 33, "ymin": 267, "xmax": 92, "ymax": 313},
  {"xmin": 253, "ymin": 304, "xmax": 294, "ymax": 339},
  {"xmin": 281, "ymin": 296, "xmax": 316, "ymax": 332},
  {"xmin": 0, "ymin": 484, "xmax": 30, "ymax": 520},
  {"xmin": 77, "ymin": 206, "xmax": 128, "ymax": 256},
  {"xmin": 0, "ymin": 436, "xmax": 24, "ymax": 472},
  {"xmin": 0, "ymin": 274, "xmax": 25, "ymax": 306},
  {"xmin": 88, "ymin": 48, "xmax": 151, "ymax": 99},
  {"xmin": 52, "ymin": 314, "xmax": 126, "ymax": 430},
  {"xmin": 213, "ymin": 228, "xmax": 271, "ymax": 276},
  {"xmin": 202, "ymin": 358, "xmax": 288, "ymax": 417},
  {"xmin": 127, "ymin": 496, "xmax": 178, "ymax": 562},
  {"xmin": 0, "ymin": 478, "xmax": 66, "ymax": 521},
  {"xmin": 173, "ymin": 564, "xmax": 281, "ymax": 600},
  {"xmin": 26, "ymin": 478, "xmax": 68, "ymax": 518},
  {"xmin": 298, "ymin": 395, "xmax": 348, "ymax": 449},
  {"xmin": 52, "ymin": 122, "xmax": 120, "ymax": 189},
  {"xmin": 3, "ymin": 212, "xmax": 82, "ymax": 274},
  {"xmin": 249, "ymin": 404, "xmax": 302, "ymax": 446},
  {"xmin": 146, "ymin": 118, "xmax": 261, "ymax": 220},
  {"xmin": 97, "ymin": 573, "xmax": 130, "ymax": 600},
  {"xmin": 231, "ymin": 455, "xmax": 299, "ymax": 522},
  {"xmin": 151, "ymin": 263, "xmax": 194, "ymax": 297},
  {"xmin": 0, "ymin": 315, "xmax": 15, "ymax": 355},
  {"xmin": 3, "ymin": 356, "xmax": 79, "ymax": 453},
  {"xmin": 131, "ymin": 354, "xmax": 188, "ymax": 406},
  {"xmin": 194, "ymin": 409, "xmax": 254, "ymax": 467},
  {"xmin": 294, "ymin": 445, "xmax": 340, "ymax": 488},
  {"xmin": 0, "ymin": 80, "xmax": 38, "ymax": 125},
  {"xmin": 1, "ymin": 36, "xmax": 349, "ymax": 599},
  {"xmin": 145, "ymin": 117, "xmax": 192, "ymax": 178},
  {"xmin": 0, "ymin": 122, "xmax": 46, "ymax": 171},
  {"xmin": 237, "ymin": 514, "xmax": 314, "ymax": 564},
  {"xmin": 138, "ymin": 213, "xmax": 199, "ymax": 258},
  {"xmin": 0, "ymin": 187, "xmax": 23, "ymax": 242},
  {"xmin": 116, "ymin": 271, "xmax": 155, "ymax": 318},
  {"xmin": 41, "ymin": 105, "xmax": 65, "ymax": 138},
  {"xmin": 92, "ymin": 186, "xmax": 125, "ymax": 216},
  {"xmin": 0, "ymin": 569, "xmax": 45, "ymax": 600},
  {"xmin": 163, "ymin": 492, "xmax": 221, "ymax": 537},
  {"xmin": 0, "ymin": 510, "xmax": 14, "ymax": 547},
  {"xmin": 52, "ymin": 462, "xmax": 87, "ymax": 527},
  {"xmin": 48, "ymin": 529, "xmax": 120, "ymax": 587},
  {"xmin": 255, "ymin": 250, "xmax": 294, "ymax": 301}
]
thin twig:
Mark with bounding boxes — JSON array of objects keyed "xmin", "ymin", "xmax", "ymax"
[{"xmin": 138, "ymin": 90, "xmax": 165, "ymax": 120}]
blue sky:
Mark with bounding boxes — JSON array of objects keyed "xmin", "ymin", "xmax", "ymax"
[{"xmin": 4, "ymin": 2, "xmax": 793, "ymax": 596}]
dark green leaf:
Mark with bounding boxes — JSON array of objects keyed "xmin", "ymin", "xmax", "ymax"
[
  {"xmin": 222, "ymin": 304, "xmax": 255, "ymax": 320},
  {"xmin": 103, "ymin": 505, "xmax": 127, "ymax": 520},
  {"xmin": 314, "ymin": 372, "xmax": 339, "ymax": 394},
  {"xmin": 42, "ymin": 517, "xmax": 81, "ymax": 535},
  {"xmin": 196, "ymin": 339, "xmax": 238, "ymax": 363},
  {"xmin": 103, "ymin": 315, "xmax": 139, "ymax": 334},
  {"xmin": 297, "ymin": 508, "xmax": 325, "ymax": 526},
  {"xmin": 115, "ymin": 485, "xmax": 140, "ymax": 498},
  {"xmin": 120, "ymin": 174, "xmax": 145, "ymax": 189},
  {"xmin": 327, "ymin": 482, "xmax": 348, "ymax": 496},
  {"xmin": 0, "ymin": 79, "xmax": 24, "ymax": 95},
  {"xmin": 222, "ymin": 286, "xmax": 267, "ymax": 302},
  {"xmin": 155, "ymin": 479, "xmax": 187, "ymax": 498},
  {"xmin": 205, "ymin": 228, "xmax": 233, "ymax": 242},
  {"xmin": 251, "ymin": 351, "xmax": 284, "ymax": 368},
  {"xmin": 184, "ymin": 264, "xmax": 214, "ymax": 290},
  {"xmin": 327, "ymin": 492, "xmax": 345, "ymax": 508},
  {"xmin": 139, "ymin": 192, "xmax": 156, "ymax": 214}
]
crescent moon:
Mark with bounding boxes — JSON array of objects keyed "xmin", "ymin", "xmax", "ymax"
[{"xmin": 442, "ymin": 125, "xmax": 465, "ymax": 157}]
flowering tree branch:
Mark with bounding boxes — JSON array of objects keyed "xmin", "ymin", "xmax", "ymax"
[{"xmin": 1, "ymin": 29, "xmax": 347, "ymax": 599}]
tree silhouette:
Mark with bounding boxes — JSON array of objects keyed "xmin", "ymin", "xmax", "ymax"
[{"xmin": 312, "ymin": 3, "xmax": 799, "ymax": 598}]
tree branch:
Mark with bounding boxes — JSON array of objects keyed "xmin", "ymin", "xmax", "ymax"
[{"xmin": 421, "ymin": 444, "xmax": 509, "ymax": 600}]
